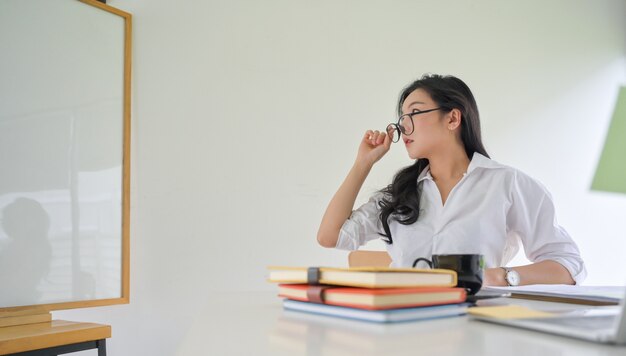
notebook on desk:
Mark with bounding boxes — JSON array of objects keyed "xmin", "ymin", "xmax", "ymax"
[{"xmin": 470, "ymin": 287, "xmax": 626, "ymax": 344}]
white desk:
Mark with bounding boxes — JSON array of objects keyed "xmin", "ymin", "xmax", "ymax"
[{"xmin": 177, "ymin": 292, "xmax": 626, "ymax": 356}]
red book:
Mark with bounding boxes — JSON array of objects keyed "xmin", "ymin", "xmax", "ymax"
[{"xmin": 278, "ymin": 284, "xmax": 466, "ymax": 310}]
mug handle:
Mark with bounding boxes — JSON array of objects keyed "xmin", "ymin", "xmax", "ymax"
[{"xmin": 412, "ymin": 257, "xmax": 433, "ymax": 268}]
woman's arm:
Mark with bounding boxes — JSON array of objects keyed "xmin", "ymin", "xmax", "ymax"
[
  {"xmin": 484, "ymin": 260, "xmax": 575, "ymax": 286},
  {"xmin": 503, "ymin": 170, "xmax": 587, "ymax": 284},
  {"xmin": 317, "ymin": 130, "xmax": 392, "ymax": 248},
  {"xmin": 317, "ymin": 161, "xmax": 372, "ymax": 248}
]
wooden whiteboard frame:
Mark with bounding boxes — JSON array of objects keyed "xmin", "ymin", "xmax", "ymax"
[{"xmin": 0, "ymin": 0, "xmax": 131, "ymax": 315}]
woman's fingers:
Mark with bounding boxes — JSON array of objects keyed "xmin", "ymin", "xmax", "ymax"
[
  {"xmin": 383, "ymin": 128, "xmax": 393, "ymax": 149},
  {"xmin": 363, "ymin": 129, "xmax": 393, "ymax": 147},
  {"xmin": 357, "ymin": 129, "xmax": 392, "ymax": 166},
  {"xmin": 376, "ymin": 131, "xmax": 386, "ymax": 145},
  {"xmin": 363, "ymin": 128, "xmax": 396, "ymax": 146},
  {"xmin": 370, "ymin": 130, "xmax": 381, "ymax": 145}
]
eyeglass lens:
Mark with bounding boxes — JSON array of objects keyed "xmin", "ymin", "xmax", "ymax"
[
  {"xmin": 399, "ymin": 114, "xmax": 413, "ymax": 135},
  {"xmin": 386, "ymin": 124, "xmax": 401, "ymax": 143}
]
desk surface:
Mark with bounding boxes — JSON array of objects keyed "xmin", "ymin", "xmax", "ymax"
[{"xmin": 177, "ymin": 291, "xmax": 626, "ymax": 356}]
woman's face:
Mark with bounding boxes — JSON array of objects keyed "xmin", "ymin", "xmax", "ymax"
[{"xmin": 399, "ymin": 88, "xmax": 449, "ymax": 160}]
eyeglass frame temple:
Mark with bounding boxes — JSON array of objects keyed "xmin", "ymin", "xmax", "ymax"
[{"xmin": 397, "ymin": 107, "xmax": 442, "ymax": 136}]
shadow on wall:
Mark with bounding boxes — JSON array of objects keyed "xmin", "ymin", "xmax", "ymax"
[{"xmin": 0, "ymin": 197, "xmax": 52, "ymax": 306}]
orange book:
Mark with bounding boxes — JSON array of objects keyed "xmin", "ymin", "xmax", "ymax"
[{"xmin": 278, "ymin": 284, "xmax": 466, "ymax": 310}]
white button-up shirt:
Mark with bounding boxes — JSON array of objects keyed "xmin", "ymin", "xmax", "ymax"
[{"xmin": 336, "ymin": 153, "xmax": 587, "ymax": 284}]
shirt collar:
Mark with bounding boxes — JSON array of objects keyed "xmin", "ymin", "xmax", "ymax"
[
  {"xmin": 417, "ymin": 152, "xmax": 499, "ymax": 183},
  {"xmin": 417, "ymin": 166, "xmax": 433, "ymax": 182}
]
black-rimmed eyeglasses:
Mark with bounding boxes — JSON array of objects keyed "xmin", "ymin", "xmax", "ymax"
[{"xmin": 386, "ymin": 108, "xmax": 441, "ymax": 143}]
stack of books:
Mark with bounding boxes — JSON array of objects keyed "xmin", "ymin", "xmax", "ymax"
[{"xmin": 267, "ymin": 266, "xmax": 468, "ymax": 323}]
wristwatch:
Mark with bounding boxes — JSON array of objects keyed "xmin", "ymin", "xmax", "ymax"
[{"xmin": 501, "ymin": 267, "xmax": 521, "ymax": 286}]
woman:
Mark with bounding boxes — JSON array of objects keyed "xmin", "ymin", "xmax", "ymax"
[{"xmin": 316, "ymin": 74, "xmax": 586, "ymax": 286}]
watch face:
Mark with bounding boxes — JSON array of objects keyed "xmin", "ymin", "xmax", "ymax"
[{"xmin": 506, "ymin": 270, "xmax": 521, "ymax": 286}]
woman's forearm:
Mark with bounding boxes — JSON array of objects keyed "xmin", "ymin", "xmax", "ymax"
[
  {"xmin": 484, "ymin": 260, "xmax": 575, "ymax": 286},
  {"xmin": 317, "ymin": 161, "xmax": 372, "ymax": 248}
]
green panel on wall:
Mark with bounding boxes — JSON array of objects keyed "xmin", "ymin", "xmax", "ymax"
[{"xmin": 592, "ymin": 87, "xmax": 626, "ymax": 194}]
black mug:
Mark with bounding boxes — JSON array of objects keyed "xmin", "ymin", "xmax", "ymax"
[{"xmin": 412, "ymin": 254, "xmax": 484, "ymax": 295}]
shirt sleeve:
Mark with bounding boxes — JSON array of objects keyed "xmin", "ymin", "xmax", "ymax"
[
  {"xmin": 335, "ymin": 192, "xmax": 385, "ymax": 250},
  {"xmin": 506, "ymin": 170, "xmax": 587, "ymax": 284}
]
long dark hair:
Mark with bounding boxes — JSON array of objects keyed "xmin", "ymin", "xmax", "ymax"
[{"xmin": 378, "ymin": 74, "xmax": 490, "ymax": 244}]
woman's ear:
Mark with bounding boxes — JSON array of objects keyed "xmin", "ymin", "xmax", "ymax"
[{"xmin": 447, "ymin": 109, "xmax": 462, "ymax": 130}]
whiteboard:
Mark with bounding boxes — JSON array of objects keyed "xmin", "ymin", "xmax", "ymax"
[{"xmin": 0, "ymin": 0, "xmax": 130, "ymax": 309}]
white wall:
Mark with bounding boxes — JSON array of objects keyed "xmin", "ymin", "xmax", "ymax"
[{"xmin": 54, "ymin": 0, "xmax": 626, "ymax": 355}]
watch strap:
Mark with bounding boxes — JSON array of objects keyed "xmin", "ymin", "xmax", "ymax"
[{"xmin": 501, "ymin": 267, "xmax": 512, "ymax": 286}]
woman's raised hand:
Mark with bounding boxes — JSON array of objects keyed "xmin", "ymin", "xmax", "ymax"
[{"xmin": 356, "ymin": 129, "xmax": 393, "ymax": 167}]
